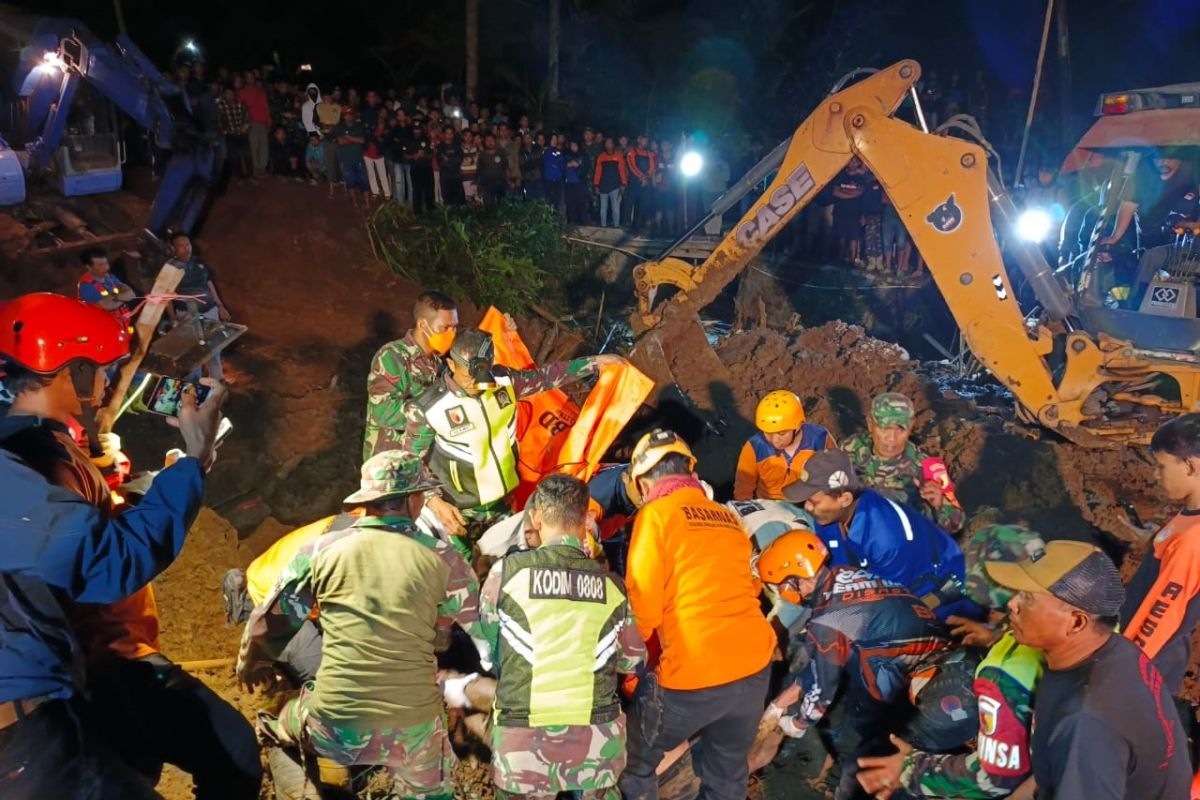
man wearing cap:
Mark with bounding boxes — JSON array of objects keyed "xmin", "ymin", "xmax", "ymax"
[
  {"xmin": 784, "ymin": 449, "xmax": 971, "ymax": 620},
  {"xmin": 238, "ymin": 450, "xmax": 489, "ymax": 797},
  {"xmin": 397, "ymin": 327, "xmax": 621, "ymax": 556},
  {"xmin": 842, "ymin": 392, "xmax": 965, "ymax": 533},
  {"xmin": 986, "ymin": 541, "xmax": 1190, "ymax": 799},
  {"xmin": 856, "ymin": 525, "xmax": 1049, "ymax": 799},
  {"xmin": 620, "ymin": 428, "xmax": 775, "ymax": 800}
]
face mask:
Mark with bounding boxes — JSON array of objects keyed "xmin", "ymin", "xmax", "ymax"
[{"xmin": 426, "ymin": 326, "xmax": 456, "ymax": 355}]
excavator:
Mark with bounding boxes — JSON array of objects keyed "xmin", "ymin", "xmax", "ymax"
[
  {"xmin": 0, "ymin": 14, "xmax": 243, "ymax": 436},
  {"xmin": 629, "ymin": 60, "xmax": 1200, "ymax": 447}
]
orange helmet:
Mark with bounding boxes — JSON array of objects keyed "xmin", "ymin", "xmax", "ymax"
[
  {"xmin": 756, "ymin": 390, "xmax": 804, "ymax": 433},
  {"xmin": 758, "ymin": 530, "xmax": 829, "ymax": 604},
  {"xmin": 0, "ymin": 293, "xmax": 130, "ymax": 374}
]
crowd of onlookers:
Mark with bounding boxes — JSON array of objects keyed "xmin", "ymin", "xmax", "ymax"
[{"xmin": 174, "ymin": 60, "xmax": 1012, "ymax": 275}]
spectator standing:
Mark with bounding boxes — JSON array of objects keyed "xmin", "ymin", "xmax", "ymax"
[
  {"xmin": 237, "ymin": 75, "xmax": 271, "ymax": 176},
  {"xmin": 542, "ymin": 134, "xmax": 566, "ymax": 212},
  {"xmin": 593, "ymin": 138, "xmax": 627, "ymax": 228},
  {"xmin": 477, "ymin": 134, "xmax": 508, "ymax": 206},
  {"xmin": 920, "ymin": 70, "xmax": 943, "ymax": 129},
  {"xmin": 563, "ymin": 140, "xmax": 590, "ymax": 224},
  {"xmin": 389, "ymin": 113, "xmax": 415, "ymax": 207},
  {"xmin": 460, "ymin": 131, "xmax": 480, "ymax": 203},
  {"xmin": 986, "ymin": 542, "xmax": 1191, "ymax": 800},
  {"xmin": 436, "ymin": 127, "xmax": 466, "ymax": 206},
  {"xmin": 497, "ymin": 123, "xmax": 522, "ymax": 194},
  {"xmin": 625, "ymin": 135, "xmax": 657, "ymax": 229},
  {"xmin": 363, "ymin": 107, "xmax": 392, "ymax": 202},
  {"xmin": 409, "ymin": 119, "xmax": 435, "ymax": 212},
  {"xmin": 300, "ymin": 83, "xmax": 322, "ymax": 135},
  {"xmin": 315, "ymin": 88, "xmax": 343, "ymax": 185},
  {"xmin": 399, "ymin": 85, "xmax": 418, "ymax": 116},
  {"xmin": 361, "ymin": 89, "xmax": 383, "ymax": 130},
  {"xmin": 334, "ymin": 108, "xmax": 369, "ymax": 201},
  {"xmin": 881, "ymin": 191, "xmax": 911, "ymax": 274},
  {"xmin": 167, "ymin": 232, "xmax": 231, "ymax": 382},
  {"xmin": 941, "ymin": 71, "xmax": 965, "ymax": 120},
  {"xmin": 969, "ymin": 70, "xmax": 990, "ymax": 127},
  {"xmin": 215, "ymin": 86, "xmax": 252, "ymax": 181},
  {"xmin": 654, "ymin": 140, "xmax": 677, "ymax": 235},
  {"xmin": 860, "ymin": 175, "xmax": 885, "ymax": 271},
  {"xmin": 583, "ymin": 128, "xmax": 602, "ymax": 222},
  {"xmin": 520, "ymin": 133, "xmax": 544, "ymax": 200},
  {"xmin": 831, "ymin": 159, "xmax": 868, "ymax": 266}
]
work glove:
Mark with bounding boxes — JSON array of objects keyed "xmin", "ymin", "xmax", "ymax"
[
  {"xmin": 471, "ymin": 635, "xmax": 494, "ymax": 672},
  {"xmin": 442, "ymin": 672, "xmax": 480, "ymax": 710}
]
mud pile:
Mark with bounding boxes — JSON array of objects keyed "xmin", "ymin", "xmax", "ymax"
[{"xmin": 715, "ymin": 321, "xmax": 1162, "ymax": 544}]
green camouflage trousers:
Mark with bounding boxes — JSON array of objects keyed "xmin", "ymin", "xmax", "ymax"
[
  {"xmin": 491, "ymin": 717, "xmax": 625, "ymax": 797},
  {"xmin": 260, "ymin": 682, "xmax": 455, "ymax": 798}
]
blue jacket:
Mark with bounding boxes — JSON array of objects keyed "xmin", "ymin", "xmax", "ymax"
[
  {"xmin": 814, "ymin": 489, "xmax": 965, "ymax": 603},
  {"xmin": 0, "ymin": 417, "xmax": 205, "ymax": 703},
  {"xmin": 542, "ymin": 147, "xmax": 565, "ymax": 182}
]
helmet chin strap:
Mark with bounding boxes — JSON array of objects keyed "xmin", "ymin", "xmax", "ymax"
[{"xmin": 68, "ymin": 361, "xmax": 103, "ymax": 457}]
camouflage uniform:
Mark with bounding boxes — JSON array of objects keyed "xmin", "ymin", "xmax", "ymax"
[
  {"xmin": 900, "ymin": 525, "xmax": 1048, "ymax": 798},
  {"xmin": 480, "ymin": 534, "xmax": 646, "ymax": 798},
  {"xmin": 240, "ymin": 452, "xmax": 485, "ymax": 796},
  {"xmin": 363, "ymin": 332, "xmax": 446, "ymax": 461},
  {"xmin": 843, "ymin": 431, "xmax": 965, "ymax": 533}
]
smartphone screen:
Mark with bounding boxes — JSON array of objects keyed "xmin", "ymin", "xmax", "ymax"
[{"xmin": 146, "ymin": 377, "xmax": 211, "ymax": 417}]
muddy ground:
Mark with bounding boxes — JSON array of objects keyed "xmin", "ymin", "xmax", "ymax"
[{"xmin": 4, "ymin": 174, "xmax": 1186, "ymax": 798}]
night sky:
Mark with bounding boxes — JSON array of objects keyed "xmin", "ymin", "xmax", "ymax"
[{"xmin": 7, "ymin": 0, "xmax": 1200, "ymax": 148}]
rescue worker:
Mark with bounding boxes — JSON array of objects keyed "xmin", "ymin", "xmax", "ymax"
[
  {"xmin": 842, "ymin": 392, "xmax": 965, "ymax": 533},
  {"xmin": 0, "ymin": 292, "xmax": 230, "ymax": 799},
  {"xmin": 1122, "ymin": 413, "xmax": 1200, "ymax": 739},
  {"xmin": 986, "ymin": 541, "xmax": 1190, "ymax": 799},
  {"xmin": 783, "ymin": 449, "xmax": 971, "ymax": 619},
  {"xmin": 401, "ymin": 327, "xmax": 621, "ymax": 555},
  {"xmin": 363, "ymin": 289, "xmax": 459, "ymax": 461},
  {"xmin": 727, "ymin": 497, "xmax": 817, "ymax": 629},
  {"xmin": 77, "ymin": 247, "xmax": 136, "ymax": 333},
  {"xmin": 238, "ymin": 450, "xmax": 490, "ymax": 798},
  {"xmin": 734, "ymin": 389, "xmax": 834, "ymax": 501},
  {"xmin": 620, "ymin": 429, "xmax": 775, "ymax": 800},
  {"xmin": 479, "ymin": 474, "xmax": 647, "ymax": 800},
  {"xmin": 3, "ymin": 296, "xmax": 258, "ymax": 800},
  {"xmin": 757, "ymin": 532, "xmax": 977, "ymax": 800},
  {"xmin": 855, "ymin": 525, "xmax": 1049, "ymax": 799}
]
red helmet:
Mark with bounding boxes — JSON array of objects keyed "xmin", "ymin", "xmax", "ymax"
[{"xmin": 0, "ymin": 293, "xmax": 131, "ymax": 374}]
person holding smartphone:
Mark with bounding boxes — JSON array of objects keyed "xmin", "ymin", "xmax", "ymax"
[{"xmin": 0, "ymin": 293, "xmax": 256, "ymax": 799}]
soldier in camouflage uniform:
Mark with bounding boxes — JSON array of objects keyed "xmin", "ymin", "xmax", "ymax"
[
  {"xmin": 397, "ymin": 328, "xmax": 620, "ymax": 557},
  {"xmin": 238, "ymin": 450, "xmax": 491, "ymax": 797},
  {"xmin": 478, "ymin": 474, "xmax": 646, "ymax": 800},
  {"xmin": 856, "ymin": 525, "xmax": 1048, "ymax": 798},
  {"xmin": 363, "ymin": 290, "xmax": 458, "ymax": 461},
  {"xmin": 843, "ymin": 392, "xmax": 967, "ymax": 533}
]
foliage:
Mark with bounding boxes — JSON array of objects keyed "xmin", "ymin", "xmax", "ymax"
[{"xmin": 367, "ymin": 199, "xmax": 603, "ymax": 316}]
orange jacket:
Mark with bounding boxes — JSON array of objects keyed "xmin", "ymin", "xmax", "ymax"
[
  {"xmin": 626, "ymin": 147, "xmax": 657, "ymax": 181},
  {"xmin": 733, "ymin": 425, "xmax": 834, "ymax": 500},
  {"xmin": 626, "ymin": 485, "xmax": 776, "ymax": 690}
]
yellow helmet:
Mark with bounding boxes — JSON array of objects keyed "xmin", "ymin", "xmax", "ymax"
[
  {"xmin": 756, "ymin": 390, "xmax": 805, "ymax": 433},
  {"xmin": 628, "ymin": 428, "xmax": 697, "ymax": 480},
  {"xmin": 758, "ymin": 530, "xmax": 829, "ymax": 604}
]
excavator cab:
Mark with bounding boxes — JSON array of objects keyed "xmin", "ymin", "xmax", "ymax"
[{"xmin": 1057, "ymin": 84, "xmax": 1200, "ymax": 355}]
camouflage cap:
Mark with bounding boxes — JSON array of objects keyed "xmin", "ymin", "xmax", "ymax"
[
  {"xmin": 962, "ymin": 524, "xmax": 1047, "ymax": 610},
  {"xmin": 871, "ymin": 392, "xmax": 914, "ymax": 429},
  {"xmin": 344, "ymin": 450, "xmax": 441, "ymax": 505}
]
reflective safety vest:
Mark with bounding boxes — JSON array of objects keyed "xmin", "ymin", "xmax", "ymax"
[
  {"xmin": 416, "ymin": 381, "xmax": 519, "ymax": 509},
  {"xmin": 495, "ymin": 544, "xmax": 629, "ymax": 727},
  {"xmin": 77, "ymin": 273, "xmax": 134, "ymax": 333}
]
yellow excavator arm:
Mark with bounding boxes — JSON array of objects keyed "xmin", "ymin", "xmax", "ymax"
[{"xmin": 630, "ymin": 59, "xmax": 1200, "ymax": 445}]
